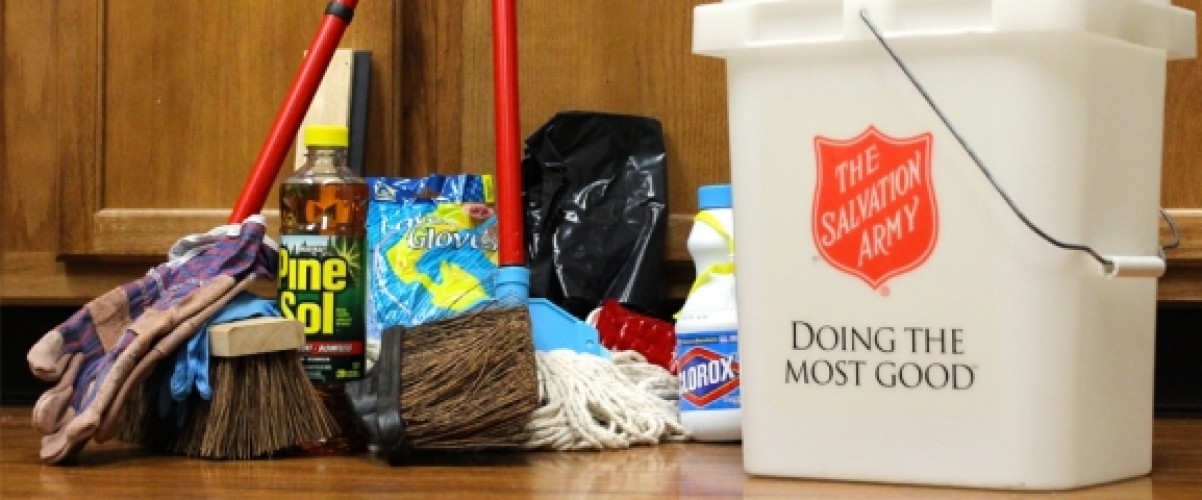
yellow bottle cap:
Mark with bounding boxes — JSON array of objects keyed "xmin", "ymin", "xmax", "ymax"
[{"xmin": 303, "ymin": 125, "xmax": 349, "ymax": 148}]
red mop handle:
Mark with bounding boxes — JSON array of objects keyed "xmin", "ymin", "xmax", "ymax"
[
  {"xmin": 228, "ymin": 0, "xmax": 359, "ymax": 224},
  {"xmin": 492, "ymin": 0, "xmax": 524, "ymax": 267}
]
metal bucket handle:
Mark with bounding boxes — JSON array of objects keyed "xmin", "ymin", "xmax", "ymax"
[{"xmin": 860, "ymin": 8, "xmax": 1177, "ymax": 279}]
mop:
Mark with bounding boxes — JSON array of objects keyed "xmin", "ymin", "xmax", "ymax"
[
  {"xmin": 487, "ymin": 0, "xmax": 686, "ymax": 450},
  {"xmin": 344, "ymin": 0, "xmax": 683, "ymax": 457}
]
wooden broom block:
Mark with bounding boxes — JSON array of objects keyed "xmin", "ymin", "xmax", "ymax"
[
  {"xmin": 294, "ymin": 48, "xmax": 354, "ymax": 171},
  {"xmin": 208, "ymin": 317, "xmax": 305, "ymax": 358}
]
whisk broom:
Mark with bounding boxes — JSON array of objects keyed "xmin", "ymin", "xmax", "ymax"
[
  {"xmin": 115, "ymin": 318, "xmax": 338, "ymax": 459},
  {"xmin": 187, "ymin": 318, "xmax": 333, "ymax": 458},
  {"xmin": 99, "ymin": 0, "xmax": 360, "ymax": 457}
]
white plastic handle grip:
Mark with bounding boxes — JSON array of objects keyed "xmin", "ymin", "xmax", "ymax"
[{"xmin": 1105, "ymin": 256, "xmax": 1166, "ymax": 279}]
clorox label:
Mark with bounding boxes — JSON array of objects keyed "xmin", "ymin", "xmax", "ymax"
[
  {"xmin": 813, "ymin": 126, "xmax": 937, "ymax": 289},
  {"xmin": 677, "ymin": 330, "xmax": 740, "ymax": 411}
]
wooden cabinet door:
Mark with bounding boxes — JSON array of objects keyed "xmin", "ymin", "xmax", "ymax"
[{"xmin": 55, "ymin": 0, "xmax": 398, "ymax": 258}]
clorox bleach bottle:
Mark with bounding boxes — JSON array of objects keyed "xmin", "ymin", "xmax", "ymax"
[{"xmin": 676, "ymin": 184, "xmax": 740, "ymax": 442}]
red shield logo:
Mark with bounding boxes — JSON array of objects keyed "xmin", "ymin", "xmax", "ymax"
[{"xmin": 812, "ymin": 126, "xmax": 937, "ymax": 289}]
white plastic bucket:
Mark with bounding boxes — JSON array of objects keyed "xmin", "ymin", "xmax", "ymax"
[{"xmin": 693, "ymin": 0, "xmax": 1195, "ymax": 490}]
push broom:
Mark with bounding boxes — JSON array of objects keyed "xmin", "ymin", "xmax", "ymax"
[
  {"xmin": 103, "ymin": 0, "xmax": 360, "ymax": 458},
  {"xmin": 489, "ymin": 0, "xmax": 686, "ymax": 451},
  {"xmin": 379, "ymin": 0, "xmax": 551, "ymax": 452},
  {"xmin": 345, "ymin": 0, "xmax": 604, "ymax": 459}
]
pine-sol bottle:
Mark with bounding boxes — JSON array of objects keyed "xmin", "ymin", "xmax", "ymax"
[{"xmin": 278, "ymin": 124, "xmax": 368, "ymax": 454}]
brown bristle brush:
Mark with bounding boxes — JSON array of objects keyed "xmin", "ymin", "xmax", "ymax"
[
  {"xmin": 344, "ymin": 0, "xmax": 538, "ymax": 460},
  {"xmin": 347, "ymin": 302, "xmax": 539, "ymax": 461},
  {"xmin": 117, "ymin": 317, "xmax": 337, "ymax": 459}
]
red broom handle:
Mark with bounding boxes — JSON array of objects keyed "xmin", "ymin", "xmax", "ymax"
[
  {"xmin": 228, "ymin": 0, "xmax": 359, "ymax": 224},
  {"xmin": 491, "ymin": 0, "xmax": 524, "ymax": 267}
]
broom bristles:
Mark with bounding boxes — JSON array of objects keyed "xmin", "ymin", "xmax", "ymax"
[
  {"xmin": 114, "ymin": 381, "xmax": 154, "ymax": 444},
  {"xmin": 120, "ymin": 303, "xmax": 538, "ymax": 456},
  {"xmin": 398, "ymin": 305, "xmax": 539, "ymax": 450},
  {"xmin": 115, "ymin": 350, "xmax": 337, "ymax": 459},
  {"xmin": 179, "ymin": 351, "xmax": 338, "ymax": 459}
]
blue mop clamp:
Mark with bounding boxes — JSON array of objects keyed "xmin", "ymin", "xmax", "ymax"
[
  {"xmin": 489, "ymin": 0, "xmax": 605, "ymax": 358},
  {"xmin": 496, "ymin": 266, "xmax": 609, "ymax": 358}
]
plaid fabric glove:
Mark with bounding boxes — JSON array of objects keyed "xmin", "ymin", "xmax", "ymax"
[
  {"xmin": 28, "ymin": 274, "xmax": 162, "ymax": 435},
  {"xmin": 27, "ymin": 215, "xmax": 277, "ymax": 463}
]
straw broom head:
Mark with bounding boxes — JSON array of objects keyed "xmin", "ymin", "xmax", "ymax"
[
  {"xmin": 117, "ymin": 318, "xmax": 337, "ymax": 459},
  {"xmin": 354, "ymin": 302, "xmax": 539, "ymax": 456}
]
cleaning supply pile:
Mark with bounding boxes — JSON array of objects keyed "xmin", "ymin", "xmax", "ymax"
[
  {"xmin": 356, "ymin": 172, "xmax": 686, "ymax": 455},
  {"xmin": 26, "ymin": 216, "xmax": 311, "ymax": 463},
  {"xmin": 23, "ymin": 174, "xmax": 686, "ymax": 464},
  {"xmin": 24, "ymin": 0, "xmax": 699, "ymax": 466}
]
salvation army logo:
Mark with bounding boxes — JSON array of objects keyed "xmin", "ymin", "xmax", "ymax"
[{"xmin": 812, "ymin": 126, "xmax": 937, "ymax": 290}]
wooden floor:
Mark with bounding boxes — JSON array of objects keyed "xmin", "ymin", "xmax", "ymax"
[{"xmin": 3, "ymin": 405, "xmax": 1202, "ymax": 498}]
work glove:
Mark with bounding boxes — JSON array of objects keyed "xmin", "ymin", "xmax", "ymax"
[{"xmin": 26, "ymin": 215, "xmax": 277, "ymax": 464}]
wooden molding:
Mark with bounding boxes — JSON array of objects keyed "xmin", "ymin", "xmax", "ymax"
[
  {"xmin": 1163, "ymin": 209, "xmax": 1202, "ymax": 264},
  {"xmin": 1, "ymin": 251, "xmax": 277, "ymax": 305},
  {"xmin": 82, "ymin": 209, "xmax": 281, "ymax": 258}
]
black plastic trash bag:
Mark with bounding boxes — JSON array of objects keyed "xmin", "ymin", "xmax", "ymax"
[{"xmin": 522, "ymin": 111, "xmax": 668, "ymax": 319}]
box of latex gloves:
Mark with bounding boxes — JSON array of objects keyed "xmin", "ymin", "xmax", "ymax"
[{"xmin": 364, "ymin": 175, "xmax": 498, "ymax": 367}]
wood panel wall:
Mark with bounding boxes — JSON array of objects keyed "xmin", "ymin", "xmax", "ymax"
[
  {"xmin": 3, "ymin": 0, "xmax": 1202, "ymax": 304},
  {"xmin": 1166, "ymin": 0, "xmax": 1202, "ymax": 210},
  {"xmin": 1, "ymin": 0, "xmax": 400, "ymax": 303},
  {"xmin": 394, "ymin": 0, "xmax": 1202, "ymax": 301},
  {"xmin": 1144, "ymin": 0, "xmax": 1202, "ymax": 301},
  {"xmin": 397, "ymin": 0, "xmax": 728, "ymax": 265}
]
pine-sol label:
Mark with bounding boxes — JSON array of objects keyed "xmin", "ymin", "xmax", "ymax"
[{"xmin": 279, "ymin": 234, "xmax": 365, "ymax": 382}]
